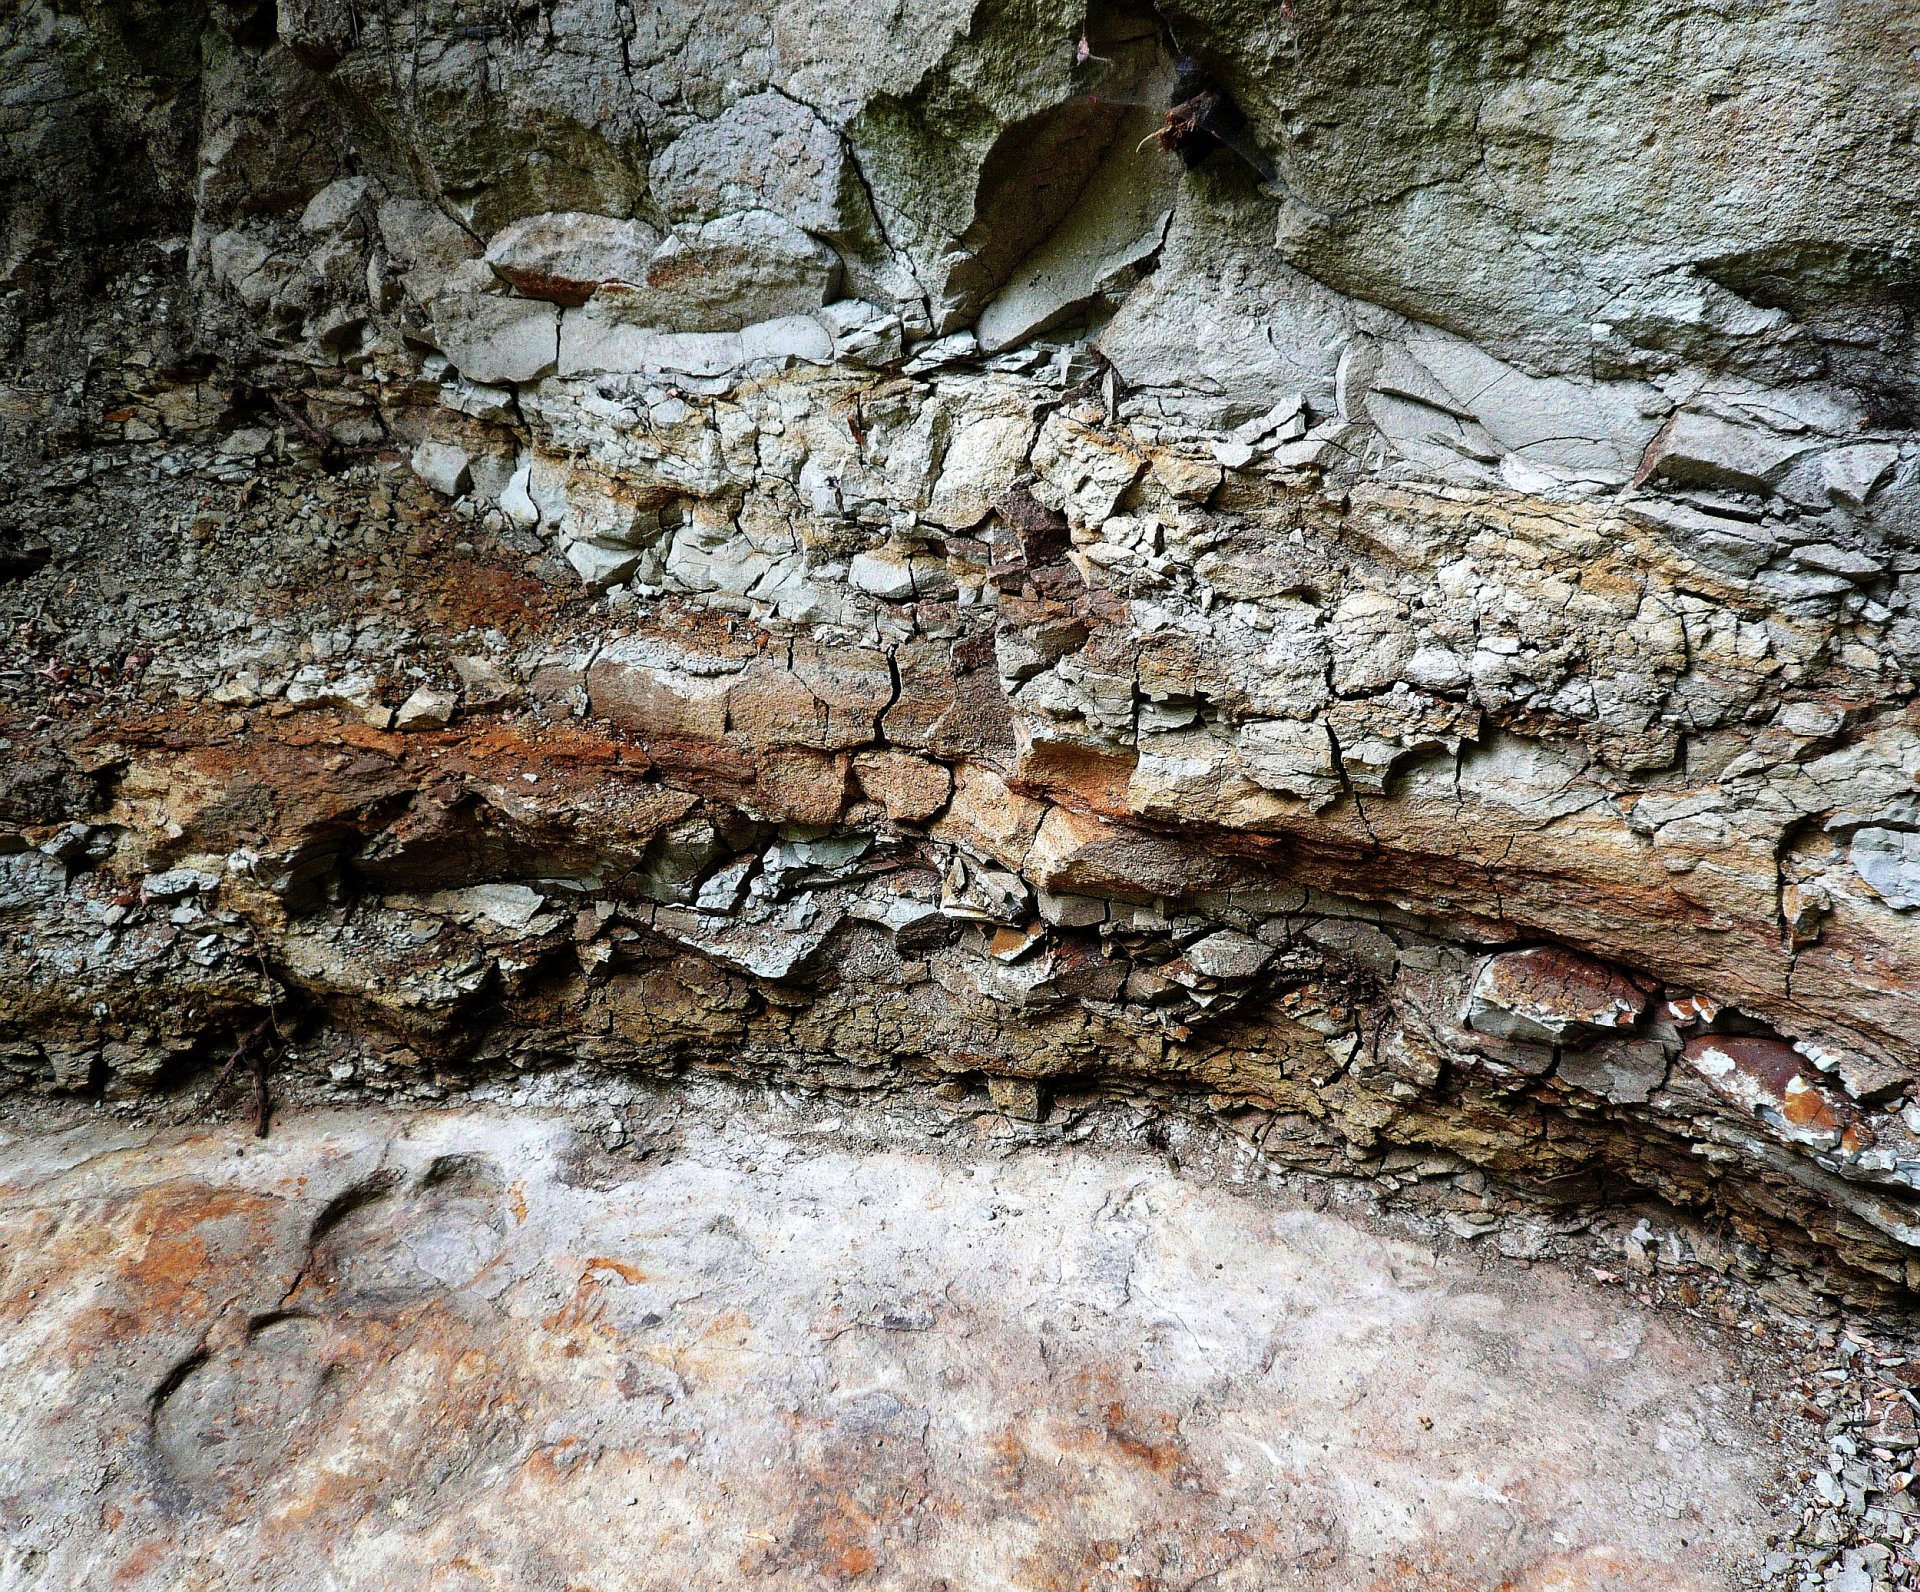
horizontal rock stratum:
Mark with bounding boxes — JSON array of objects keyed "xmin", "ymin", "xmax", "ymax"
[
  {"xmin": 18, "ymin": 1, "xmax": 1920, "ymax": 1580},
  {"xmin": 9, "ymin": 0, "xmax": 1920, "ymax": 1369},
  {"xmin": 0, "ymin": 1094, "xmax": 1804, "ymax": 1590}
]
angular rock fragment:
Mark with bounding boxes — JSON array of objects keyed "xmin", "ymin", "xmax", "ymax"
[
  {"xmin": 277, "ymin": 0, "xmax": 356, "ymax": 66},
  {"xmin": 1096, "ymin": 195, "xmax": 1355, "ymax": 416},
  {"xmin": 1236, "ymin": 719, "xmax": 1341, "ymax": 808},
  {"xmin": 939, "ymin": 857, "xmax": 1029, "ymax": 924},
  {"xmin": 483, "ymin": 213, "xmax": 660, "ymax": 307},
  {"xmin": 820, "ymin": 299, "xmax": 905, "ymax": 367},
  {"xmin": 394, "ymin": 686, "xmax": 457, "ymax": 731},
  {"xmin": 452, "ymin": 655, "xmax": 518, "ymax": 707},
  {"xmin": 1556, "ymin": 1030, "xmax": 1675, "ymax": 1105},
  {"xmin": 848, "ymin": 545, "xmax": 952, "ymax": 601},
  {"xmin": 1359, "ymin": 330, "xmax": 1653, "ymax": 485},
  {"xmin": 1794, "ymin": 1038, "xmax": 1910, "ymax": 1107},
  {"xmin": 1643, "ymin": 410, "xmax": 1822, "ymax": 496},
  {"xmin": 1820, "ymin": 444, "xmax": 1899, "ymax": 507},
  {"xmin": 974, "ymin": 121, "xmax": 1176, "ymax": 354},
  {"xmin": 377, "ymin": 199, "xmax": 480, "ymax": 290},
  {"xmin": 298, "ymin": 177, "xmax": 367, "ymax": 236},
  {"xmin": 852, "ymin": 751, "xmax": 952, "ymax": 823},
  {"xmin": 410, "ymin": 440, "xmax": 472, "ymax": 498},
  {"xmin": 1035, "ymin": 889, "xmax": 1106, "ymax": 928},
  {"xmin": 986, "ymin": 1075, "xmax": 1045, "ymax": 1121},
  {"xmin": 694, "ymin": 857, "xmax": 755, "ymax": 913},
  {"xmin": 141, "ymin": 867, "xmax": 221, "ymax": 901},
  {"xmin": 1466, "ymin": 948, "xmax": 1651, "ymax": 1047},
  {"xmin": 426, "ymin": 294, "xmax": 560, "ymax": 384},
  {"xmin": 652, "ymin": 899, "xmax": 844, "ymax": 980},
  {"xmin": 1624, "ymin": 498, "xmax": 1778, "ymax": 578},
  {"xmin": 1682, "ymin": 1034, "xmax": 1867, "ymax": 1152},
  {"xmin": 1179, "ymin": 930, "xmax": 1274, "ymax": 984},
  {"xmin": 566, "ymin": 540, "xmax": 642, "ymax": 592},
  {"xmin": 1789, "ymin": 542, "xmax": 1881, "ymax": 582},
  {"xmin": 1850, "ymin": 828, "xmax": 1920, "ymax": 911}
]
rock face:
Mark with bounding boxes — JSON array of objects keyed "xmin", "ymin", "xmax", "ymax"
[{"xmin": 8, "ymin": 0, "xmax": 1920, "ymax": 1345}]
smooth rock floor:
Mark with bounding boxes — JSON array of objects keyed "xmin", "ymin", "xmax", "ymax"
[{"xmin": 0, "ymin": 1099, "xmax": 1782, "ymax": 1589}]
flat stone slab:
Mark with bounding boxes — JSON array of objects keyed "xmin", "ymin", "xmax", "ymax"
[{"xmin": 0, "ymin": 1102, "xmax": 1779, "ymax": 1588}]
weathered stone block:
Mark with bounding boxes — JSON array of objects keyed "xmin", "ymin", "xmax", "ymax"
[
  {"xmin": 588, "ymin": 657, "xmax": 733, "ymax": 742},
  {"xmin": 1466, "ymin": 948, "xmax": 1650, "ymax": 1047},
  {"xmin": 484, "ymin": 213, "xmax": 660, "ymax": 306},
  {"xmin": 1682, "ymin": 1034, "xmax": 1863, "ymax": 1152},
  {"xmin": 853, "ymin": 751, "xmax": 952, "ymax": 823},
  {"xmin": 426, "ymin": 294, "xmax": 560, "ymax": 384},
  {"xmin": 1645, "ymin": 410, "xmax": 1821, "ymax": 496},
  {"xmin": 986, "ymin": 1075, "xmax": 1046, "ymax": 1121},
  {"xmin": 410, "ymin": 440, "xmax": 472, "ymax": 498},
  {"xmin": 1850, "ymin": 827, "xmax": 1920, "ymax": 911},
  {"xmin": 616, "ymin": 213, "xmax": 840, "ymax": 334}
]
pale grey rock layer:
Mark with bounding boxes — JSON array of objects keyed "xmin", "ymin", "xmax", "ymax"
[{"xmin": 0, "ymin": 1099, "xmax": 1784, "ymax": 1590}]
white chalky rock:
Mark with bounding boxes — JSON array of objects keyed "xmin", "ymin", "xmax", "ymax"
[
  {"xmin": 500, "ymin": 459, "xmax": 541, "ymax": 527},
  {"xmin": 410, "ymin": 440, "xmax": 473, "ymax": 498},
  {"xmin": 394, "ymin": 685, "xmax": 458, "ymax": 730},
  {"xmin": 566, "ymin": 539, "xmax": 642, "ymax": 592},
  {"xmin": 483, "ymin": 212, "xmax": 660, "ymax": 306}
]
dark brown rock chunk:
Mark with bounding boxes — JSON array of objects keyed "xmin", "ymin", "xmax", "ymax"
[{"xmin": 1466, "ymin": 948, "xmax": 1652, "ymax": 1047}]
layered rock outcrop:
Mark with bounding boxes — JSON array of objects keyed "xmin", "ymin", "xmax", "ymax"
[{"xmin": 8, "ymin": 0, "xmax": 1920, "ymax": 1311}]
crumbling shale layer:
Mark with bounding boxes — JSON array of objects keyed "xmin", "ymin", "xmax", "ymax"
[
  {"xmin": 11, "ymin": 0, "xmax": 1920, "ymax": 1335},
  {"xmin": 11, "ymin": 416, "xmax": 1920, "ymax": 1328}
]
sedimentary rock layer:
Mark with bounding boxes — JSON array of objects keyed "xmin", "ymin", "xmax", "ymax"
[
  {"xmin": 0, "ymin": 1097, "xmax": 1789, "ymax": 1589},
  {"xmin": 7, "ymin": 0, "xmax": 1920, "ymax": 1311}
]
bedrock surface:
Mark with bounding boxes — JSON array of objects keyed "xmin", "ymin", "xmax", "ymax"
[
  {"xmin": 0, "ymin": 1092, "xmax": 1794, "ymax": 1591},
  {"xmin": 11, "ymin": 0, "xmax": 1920, "ymax": 1575}
]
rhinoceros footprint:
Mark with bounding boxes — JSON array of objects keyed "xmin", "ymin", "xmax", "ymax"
[
  {"xmin": 307, "ymin": 1152, "xmax": 508, "ymax": 1302},
  {"xmin": 151, "ymin": 1313, "xmax": 339, "ymax": 1494}
]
